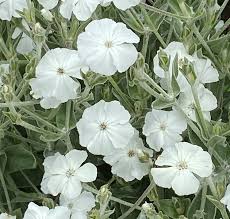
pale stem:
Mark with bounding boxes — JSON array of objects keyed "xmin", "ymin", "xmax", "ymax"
[{"xmin": 117, "ymin": 180, "xmax": 155, "ymax": 219}]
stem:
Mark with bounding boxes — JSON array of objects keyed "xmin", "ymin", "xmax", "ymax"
[
  {"xmin": 191, "ymin": 24, "xmax": 221, "ymax": 71},
  {"xmin": 65, "ymin": 134, "xmax": 73, "ymax": 152},
  {"xmin": 191, "ymin": 85, "xmax": 210, "ymax": 139},
  {"xmin": 207, "ymin": 177, "xmax": 218, "ymax": 198},
  {"xmin": 166, "ymin": 19, "xmax": 175, "ymax": 45},
  {"xmin": 142, "ymin": 72, "xmax": 173, "ymax": 100},
  {"xmin": 140, "ymin": 2, "xmax": 192, "ymax": 20},
  {"xmin": 108, "ymin": 76, "xmax": 134, "ymax": 113},
  {"xmin": 20, "ymin": 107, "xmax": 63, "ymax": 133},
  {"xmin": 82, "ymin": 184, "xmax": 141, "ymax": 211},
  {"xmin": 141, "ymin": 33, "xmax": 150, "ymax": 59},
  {"xmin": 117, "ymin": 180, "xmax": 155, "ymax": 219},
  {"xmin": 216, "ymin": 0, "xmax": 229, "ymax": 21},
  {"xmin": 20, "ymin": 171, "xmax": 42, "ymax": 195},
  {"xmin": 65, "ymin": 101, "xmax": 71, "ymax": 131},
  {"xmin": 139, "ymin": 81, "xmax": 165, "ymax": 100},
  {"xmin": 0, "ymin": 100, "xmax": 39, "ymax": 108},
  {"xmin": 0, "ymin": 169, "xmax": 12, "ymax": 213},
  {"xmin": 5, "ymin": 131, "xmax": 46, "ymax": 149},
  {"xmin": 140, "ymin": 8, "xmax": 167, "ymax": 47},
  {"xmin": 200, "ymin": 181, "xmax": 207, "ymax": 211}
]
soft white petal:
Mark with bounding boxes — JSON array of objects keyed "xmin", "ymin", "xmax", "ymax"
[
  {"xmin": 111, "ymin": 44, "xmax": 138, "ymax": 73},
  {"xmin": 38, "ymin": 0, "xmax": 59, "ymax": 10},
  {"xmin": 75, "ymin": 163, "xmax": 97, "ymax": 182},
  {"xmin": 61, "ymin": 177, "xmax": 82, "ymax": 199},
  {"xmin": 171, "ymin": 170, "xmax": 200, "ymax": 195},
  {"xmin": 151, "ymin": 167, "xmax": 178, "ymax": 188},
  {"xmin": 187, "ymin": 150, "xmax": 213, "ymax": 177},
  {"xmin": 66, "ymin": 150, "xmax": 88, "ymax": 169},
  {"xmin": 47, "ymin": 206, "xmax": 71, "ymax": 219},
  {"xmin": 112, "ymin": 0, "xmax": 141, "ymax": 10},
  {"xmin": 23, "ymin": 202, "xmax": 49, "ymax": 219}
]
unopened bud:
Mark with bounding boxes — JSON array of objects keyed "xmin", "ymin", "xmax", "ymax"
[
  {"xmin": 142, "ymin": 202, "xmax": 155, "ymax": 217},
  {"xmin": 41, "ymin": 9, "xmax": 53, "ymax": 21},
  {"xmin": 158, "ymin": 50, "xmax": 170, "ymax": 71},
  {"xmin": 137, "ymin": 149, "xmax": 150, "ymax": 163},
  {"xmin": 96, "ymin": 185, "xmax": 112, "ymax": 206},
  {"xmin": 2, "ymin": 84, "xmax": 9, "ymax": 93},
  {"xmin": 42, "ymin": 198, "xmax": 55, "ymax": 209}
]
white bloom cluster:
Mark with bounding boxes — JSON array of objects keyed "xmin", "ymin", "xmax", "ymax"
[
  {"xmin": 3, "ymin": 0, "xmax": 227, "ymax": 217},
  {"xmin": 153, "ymin": 41, "xmax": 218, "ymax": 122},
  {"xmin": 30, "ymin": 18, "xmax": 139, "ymax": 108},
  {"xmin": 37, "ymin": 0, "xmax": 140, "ymax": 21}
]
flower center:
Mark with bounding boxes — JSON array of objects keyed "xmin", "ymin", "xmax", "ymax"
[
  {"xmin": 104, "ymin": 41, "xmax": 113, "ymax": 48},
  {"xmin": 177, "ymin": 161, "xmax": 188, "ymax": 170},
  {"xmin": 128, "ymin": 150, "xmax": 136, "ymax": 157},
  {"xmin": 159, "ymin": 122, "xmax": 167, "ymax": 131},
  {"xmin": 66, "ymin": 168, "xmax": 75, "ymax": 178},
  {"xmin": 68, "ymin": 203, "xmax": 74, "ymax": 209},
  {"xmin": 57, "ymin": 68, "xmax": 65, "ymax": 74},
  {"xmin": 100, "ymin": 122, "xmax": 107, "ymax": 130}
]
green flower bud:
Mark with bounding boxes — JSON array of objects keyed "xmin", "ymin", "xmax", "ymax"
[{"xmin": 158, "ymin": 50, "xmax": 170, "ymax": 72}]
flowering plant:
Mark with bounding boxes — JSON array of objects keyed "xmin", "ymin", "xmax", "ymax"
[{"xmin": 0, "ymin": 0, "xmax": 229, "ymax": 218}]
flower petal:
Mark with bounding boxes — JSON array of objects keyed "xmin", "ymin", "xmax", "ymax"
[
  {"xmin": 171, "ymin": 170, "xmax": 200, "ymax": 195},
  {"xmin": 75, "ymin": 163, "xmax": 97, "ymax": 182}
]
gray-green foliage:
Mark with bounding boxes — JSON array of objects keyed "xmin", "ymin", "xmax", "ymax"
[{"xmin": 0, "ymin": 0, "xmax": 229, "ymax": 218}]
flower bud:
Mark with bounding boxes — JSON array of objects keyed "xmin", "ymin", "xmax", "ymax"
[
  {"xmin": 96, "ymin": 185, "xmax": 112, "ymax": 206},
  {"xmin": 41, "ymin": 9, "xmax": 53, "ymax": 22},
  {"xmin": 179, "ymin": 58, "xmax": 196, "ymax": 85},
  {"xmin": 42, "ymin": 198, "xmax": 55, "ymax": 209},
  {"xmin": 158, "ymin": 50, "xmax": 170, "ymax": 71},
  {"xmin": 137, "ymin": 149, "xmax": 150, "ymax": 163}
]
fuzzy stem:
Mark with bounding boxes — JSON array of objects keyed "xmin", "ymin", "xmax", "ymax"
[{"xmin": 117, "ymin": 180, "xmax": 155, "ymax": 219}]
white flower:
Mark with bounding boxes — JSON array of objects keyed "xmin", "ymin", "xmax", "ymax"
[
  {"xmin": 23, "ymin": 202, "xmax": 70, "ymax": 219},
  {"xmin": 77, "ymin": 18, "xmax": 140, "ymax": 75},
  {"xmin": 221, "ymin": 184, "xmax": 230, "ymax": 212},
  {"xmin": 101, "ymin": 0, "xmax": 141, "ymax": 10},
  {"xmin": 0, "ymin": 213, "xmax": 16, "ymax": 219},
  {"xmin": 76, "ymin": 100, "xmax": 135, "ymax": 155},
  {"xmin": 153, "ymin": 42, "xmax": 219, "ymax": 93},
  {"xmin": 41, "ymin": 149, "xmax": 97, "ymax": 199},
  {"xmin": 12, "ymin": 20, "xmax": 35, "ymax": 55},
  {"xmin": 0, "ymin": 0, "xmax": 27, "ymax": 21},
  {"xmin": 104, "ymin": 130, "xmax": 153, "ymax": 181},
  {"xmin": 153, "ymin": 41, "xmax": 194, "ymax": 89},
  {"xmin": 142, "ymin": 109, "xmax": 187, "ymax": 151},
  {"xmin": 30, "ymin": 48, "xmax": 88, "ymax": 109},
  {"xmin": 177, "ymin": 84, "xmax": 217, "ymax": 122},
  {"xmin": 60, "ymin": 191, "xmax": 95, "ymax": 219},
  {"xmin": 151, "ymin": 142, "xmax": 213, "ymax": 196},
  {"xmin": 38, "ymin": 0, "xmax": 101, "ymax": 21},
  {"xmin": 192, "ymin": 55, "xmax": 219, "ymax": 84}
]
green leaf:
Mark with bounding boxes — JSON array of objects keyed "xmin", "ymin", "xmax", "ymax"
[
  {"xmin": 4, "ymin": 144, "xmax": 36, "ymax": 173},
  {"xmin": 159, "ymin": 199, "xmax": 180, "ymax": 218},
  {"xmin": 206, "ymin": 195, "xmax": 229, "ymax": 219}
]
